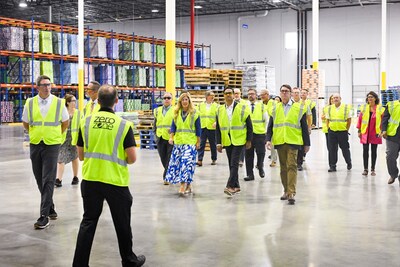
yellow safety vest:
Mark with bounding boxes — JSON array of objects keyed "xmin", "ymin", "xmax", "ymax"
[
  {"xmin": 81, "ymin": 111, "xmax": 131, "ymax": 187},
  {"xmin": 154, "ymin": 105, "xmax": 174, "ymax": 140},
  {"xmin": 250, "ymin": 102, "xmax": 267, "ymax": 134},
  {"xmin": 305, "ymin": 99, "xmax": 316, "ymax": 109},
  {"xmin": 270, "ymin": 101, "xmax": 306, "ymax": 146},
  {"xmin": 26, "ymin": 96, "xmax": 65, "ymax": 145},
  {"xmin": 217, "ymin": 102, "xmax": 250, "ymax": 146},
  {"xmin": 386, "ymin": 101, "xmax": 400, "ymax": 136},
  {"xmin": 83, "ymin": 99, "xmax": 100, "ymax": 117},
  {"xmin": 197, "ymin": 102, "xmax": 218, "ymax": 130},
  {"xmin": 61, "ymin": 109, "xmax": 81, "ymax": 145},
  {"xmin": 173, "ymin": 110, "xmax": 199, "ymax": 145},
  {"xmin": 359, "ymin": 104, "xmax": 385, "ymax": 135},
  {"xmin": 322, "ymin": 105, "xmax": 329, "ymax": 133},
  {"xmin": 328, "ymin": 104, "xmax": 351, "ymax": 131}
]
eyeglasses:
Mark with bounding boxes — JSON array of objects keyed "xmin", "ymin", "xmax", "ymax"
[
  {"xmin": 367, "ymin": 96, "xmax": 375, "ymax": 98},
  {"xmin": 39, "ymin": 83, "xmax": 51, "ymax": 87},
  {"xmin": 163, "ymin": 97, "xmax": 172, "ymax": 100},
  {"xmin": 281, "ymin": 90, "xmax": 290, "ymax": 93},
  {"xmin": 224, "ymin": 92, "xmax": 233, "ymax": 95}
]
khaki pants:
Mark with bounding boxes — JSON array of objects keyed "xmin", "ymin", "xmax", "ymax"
[{"xmin": 277, "ymin": 144, "xmax": 298, "ymax": 195}]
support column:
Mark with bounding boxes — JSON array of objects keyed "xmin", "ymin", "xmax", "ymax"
[
  {"xmin": 78, "ymin": 0, "xmax": 84, "ymax": 110},
  {"xmin": 166, "ymin": 0, "xmax": 176, "ymax": 101},
  {"xmin": 381, "ymin": 0, "xmax": 387, "ymax": 91},
  {"xmin": 312, "ymin": 0, "xmax": 319, "ymax": 70},
  {"xmin": 190, "ymin": 0, "xmax": 195, "ymax": 69}
]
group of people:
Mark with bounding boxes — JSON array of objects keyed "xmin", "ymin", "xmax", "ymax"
[{"xmin": 22, "ymin": 73, "xmax": 399, "ymax": 266}]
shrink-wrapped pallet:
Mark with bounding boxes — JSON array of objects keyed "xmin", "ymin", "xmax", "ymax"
[
  {"xmin": 39, "ymin": 31, "xmax": 53, "ymax": 53},
  {"xmin": 23, "ymin": 29, "xmax": 39, "ymax": 52},
  {"xmin": 118, "ymin": 40, "xmax": 133, "ymax": 61},
  {"xmin": 0, "ymin": 27, "xmax": 24, "ymax": 51},
  {"xmin": 85, "ymin": 37, "xmax": 107, "ymax": 58},
  {"xmin": 40, "ymin": 61, "xmax": 54, "ymax": 81},
  {"xmin": 106, "ymin": 38, "xmax": 119, "ymax": 60},
  {"xmin": 68, "ymin": 34, "xmax": 78, "ymax": 56},
  {"xmin": 52, "ymin": 32, "xmax": 68, "ymax": 55},
  {"xmin": 140, "ymin": 42, "xmax": 152, "ymax": 62}
]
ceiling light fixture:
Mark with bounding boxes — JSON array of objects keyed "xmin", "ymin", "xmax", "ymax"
[
  {"xmin": 272, "ymin": 0, "xmax": 281, "ymax": 3},
  {"xmin": 194, "ymin": 5, "xmax": 202, "ymax": 9},
  {"xmin": 19, "ymin": 1, "xmax": 28, "ymax": 7},
  {"xmin": 151, "ymin": 9, "xmax": 159, "ymax": 13}
]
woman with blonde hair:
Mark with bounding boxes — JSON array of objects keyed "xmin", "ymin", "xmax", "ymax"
[{"xmin": 165, "ymin": 92, "xmax": 201, "ymax": 195}]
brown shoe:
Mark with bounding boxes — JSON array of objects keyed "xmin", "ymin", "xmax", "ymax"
[
  {"xmin": 280, "ymin": 192, "xmax": 288, "ymax": 200},
  {"xmin": 234, "ymin": 188, "xmax": 241, "ymax": 194},
  {"xmin": 224, "ymin": 187, "xmax": 236, "ymax": 196},
  {"xmin": 362, "ymin": 170, "xmax": 368, "ymax": 176},
  {"xmin": 163, "ymin": 180, "xmax": 170, "ymax": 185},
  {"xmin": 185, "ymin": 184, "xmax": 193, "ymax": 194},
  {"xmin": 288, "ymin": 194, "xmax": 295, "ymax": 205},
  {"xmin": 370, "ymin": 170, "xmax": 376, "ymax": 176},
  {"xmin": 388, "ymin": 177, "xmax": 396, "ymax": 184},
  {"xmin": 211, "ymin": 160, "xmax": 216, "ymax": 165},
  {"xmin": 178, "ymin": 183, "xmax": 186, "ymax": 195},
  {"xmin": 196, "ymin": 161, "xmax": 203, "ymax": 167}
]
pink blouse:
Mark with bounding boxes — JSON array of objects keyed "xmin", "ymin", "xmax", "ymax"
[{"xmin": 356, "ymin": 107, "xmax": 382, "ymax": 145}]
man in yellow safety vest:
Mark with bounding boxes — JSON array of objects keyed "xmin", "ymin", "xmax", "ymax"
[{"xmin": 83, "ymin": 80, "xmax": 101, "ymax": 117}]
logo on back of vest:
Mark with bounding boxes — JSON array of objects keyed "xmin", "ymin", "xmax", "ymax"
[{"xmin": 93, "ymin": 116, "xmax": 115, "ymax": 130}]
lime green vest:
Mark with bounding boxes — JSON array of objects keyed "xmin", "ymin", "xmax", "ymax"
[
  {"xmin": 217, "ymin": 102, "xmax": 250, "ymax": 146},
  {"xmin": 328, "ymin": 104, "xmax": 351, "ymax": 131},
  {"xmin": 387, "ymin": 101, "xmax": 400, "ymax": 136},
  {"xmin": 322, "ymin": 105, "xmax": 329, "ymax": 133},
  {"xmin": 154, "ymin": 105, "xmax": 174, "ymax": 140},
  {"xmin": 197, "ymin": 102, "xmax": 218, "ymax": 130},
  {"xmin": 359, "ymin": 104, "xmax": 385, "ymax": 135},
  {"xmin": 83, "ymin": 99, "xmax": 100, "ymax": 117},
  {"xmin": 81, "ymin": 111, "xmax": 131, "ymax": 186},
  {"xmin": 27, "ymin": 96, "xmax": 65, "ymax": 145},
  {"xmin": 271, "ymin": 101, "xmax": 306, "ymax": 146},
  {"xmin": 174, "ymin": 110, "xmax": 199, "ymax": 145},
  {"xmin": 250, "ymin": 102, "xmax": 267, "ymax": 134},
  {"xmin": 61, "ymin": 109, "xmax": 81, "ymax": 144},
  {"xmin": 305, "ymin": 99, "xmax": 316, "ymax": 109}
]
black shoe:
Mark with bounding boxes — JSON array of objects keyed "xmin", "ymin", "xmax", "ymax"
[
  {"xmin": 268, "ymin": 155, "xmax": 271, "ymax": 159},
  {"xmin": 34, "ymin": 216, "xmax": 49, "ymax": 229},
  {"xmin": 244, "ymin": 176, "xmax": 255, "ymax": 181},
  {"xmin": 288, "ymin": 194, "xmax": 295, "ymax": 205},
  {"xmin": 297, "ymin": 165, "xmax": 303, "ymax": 171},
  {"xmin": 328, "ymin": 168, "xmax": 337, "ymax": 172},
  {"xmin": 55, "ymin": 178, "xmax": 62, "ymax": 187},
  {"xmin": 388, "ymin": 176, "xmax": 396, "ymax": 184},
  {"xmin": 71, "ymin": 176, "xmax": 79, "ymax": 185},
  {"xmin": 347, "ymin": 163, "xmax": 352, "ymax": 170},
  {"xmin": 280, "ymin": 192, "xmax": 288, "ymax": 200},
  {"xmin": 122, "ymin": 255, "xmax": 146, "ymax": 267},
  {"xmin": 258, "ymin": 168, "xmax": 265, "ymax": 178},
  {"xmin": 49, "ymin": 207, "xmax": 58, "ymax": 220}
]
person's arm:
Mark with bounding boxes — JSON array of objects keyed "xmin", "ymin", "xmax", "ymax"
[
  {"xmin": 195, "ymin": 117, "xmax": 201, "ymax": 149},
  {"xmin": 245, "ymin": 115, "xmax": 253, "ymax": 142},
  {"xmin": 311, "ymin": 107, "xmax": 316, "ymax": 126},
  {"xmin": 23, "ymin": 122, "xmax": 29, "ymax": 132},
  {"xmin": 123, "ymin": 127, "xmax": 136, "ymax": 164},
  {"xmin": 266, "ymin": 117, "xmax": 273, "ymax": 142},
  {"xmin": 300, "ymin": 114, "xmax": 311, "ymax": 147},
  {"xmin": 61, "ymin": 120, "xmax": 69, "ymax": 134},
  {"xmin": 346, "ymin": 118, "xmax": 351, "ymax": 131},
  {"xmin": 169, "ymin": 120, "xmax": 176, "ymax": 144},
  {"xmin": 22, "ymin": 102, "xmax": 29, "ymax": 131},
  {"xmin": 381, "ymin": 108, "xmax": 390, "ymax": 132},
  {"xmin": 76, "ymin": 128, "xmax": 84, "ymax": 161}
]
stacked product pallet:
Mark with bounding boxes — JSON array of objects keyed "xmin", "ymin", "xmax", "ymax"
[
  {"xmin": 52, "ymin": 32, "xmax": 68, "ymax": 55},
  {"xmin": 381, "ymin": 87, "xmax": 400, "ymax": 106},
  {"xmin": 0, "ymin": 101, "xmax": 14, "ymax": 123},
  {"xmin": 301, "ymin": 69, "xmax": 325, "ymax": 99},
  {"xmin": 0, "ymin": 27, "xmax": 24, "ymax": 50},
  {"xmin": 221, "ymin": 69, "xmax": 243, "ymax": 89},
  {"xmin": 85, "ymin": 37, "xmax": 107, "ymax": 58},
  {"xmin": 23, "ymin": 29, "xmax": 39, "ymax": 52},
  {"xmin": 137, "ymin": 110, "xmax": 154, "ymax": 130},
  {"xmin": 39, "ymin": 31, "xmax": 53, "ymax": 53},
  {"xmin": 53, "ymin": 62, "xmax": 79, "ymax": 85},
  {"xmin": 184, "ymin": 69, "xmax": 226, "ymax": 87},
  {"xmin": 7, "ymin": 58, "xmax": 40, "ymax": 83},
  {"xmin": 106, "ymin": 38, "xmax": 119, "ymax": 60},
  {"xmin": 95, "ymin": 65, "xmax": 116, "ymax": 85},
  {"xmin": 235, "ymin": 64, "xmax": 266, "ymax": 96}
]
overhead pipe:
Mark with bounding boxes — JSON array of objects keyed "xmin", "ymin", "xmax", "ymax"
[
  {"xmin": 237, "ymin": 10, "xmax": 268, "ymax": 64},
  {"xmin": 48, "ymin": 5, "xmax": 52, "ymax": 23},
  {"xmin": 297, "ymin": 10, "xmax": 300, "ymax": 86},
  {"xmin": 190, "ymin": 0, "xmax": 195, "ymax": 69},
  {"xmin": 381, "ymin": 0, "xmax": 387, "ymax": 91}
]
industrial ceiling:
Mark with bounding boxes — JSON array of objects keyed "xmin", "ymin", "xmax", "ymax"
[{"xmin": 0, "ymin": 0, "xmax": 399, "ymax": 25}]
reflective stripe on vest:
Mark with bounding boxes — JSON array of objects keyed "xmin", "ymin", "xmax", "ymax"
[
  {"xmin": 84, "ymin": 119, "xmax": 128, "ymax": 167},
  {"xmin": 28, "ymin": 98, "xmax": 62, "ymax": 126}
]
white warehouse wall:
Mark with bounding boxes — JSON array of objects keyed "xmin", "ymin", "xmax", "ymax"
[{"xmin": 90, "ymin": 4, "xmax": 400, "ymax": 103}]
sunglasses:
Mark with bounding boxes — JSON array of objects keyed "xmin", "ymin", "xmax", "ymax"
[{"xmin": 163, "ymin": 97, "xmax": 172, "ymax": 100}]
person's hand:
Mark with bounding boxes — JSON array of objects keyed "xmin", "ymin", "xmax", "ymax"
[
  {"xmin": 266, "ymin": 141, "xmax": 272, "ymax": 150},
  {"xmin": 196, "ymin": 142, "xmax": 200, "ymax": 150},
  {"xmin": 304, "ymin": 146, "xmax": 310, "ymax": 153},
  {"xmin": 358, "ymin": 132, "xmax": 361, "ymax": 139},
  {"xmin": 380, "ymin": 131, "xmax": 387, "ymax": 139},
  {"xmin": 217, "ymin": 144, "xmax": 223, "ymax": 153},
  {"xmin": 308, "ymin": 128, "xmax": 312, "ymax": 135},
  {"xmin": 245, "ymin": 140, "xmax": 251, "ymax": 150},
  {"xmin": 212, "ymin": 122, "xmax": 216, "ymax": 129},
  {"xmin": 168, "ymin": 138, "xmax": 174, "ymax": 145}
]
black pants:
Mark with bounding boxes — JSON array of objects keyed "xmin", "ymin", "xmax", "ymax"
[
  {"xmin": 328, "ymin": 130, "xmax": 352, "ymax": 168},
  {"xmin": 225, "ymin": 145, "xmax": 244, "ymax": 189},
  {"xmin": 73, "ymin": 180, "xmax": 140, "ymax": 267},
  {"xmin": 156, "ymin": 137, "xmax": 173, "ymax": 179},
  {"xmin": 245, "ymin": 134, "xmax": 266, "ymax": 177},
  {"xmin": 363, "ymin": 143, "xmax": 378, "ymax": 170},
  {"xmin": 30, "ymin": 143, "xmax": 59, "ymax": 217},
  {"xmin": 297, "ymin": 147, "xmax": 304, "ymax": 167},
  {"xmin": 197, "ymin": 128, "xmax": 217, "ymax": 161},
  {"xmin": 325, "ymin": 133, "xmax": 329, "ymax": 151}
]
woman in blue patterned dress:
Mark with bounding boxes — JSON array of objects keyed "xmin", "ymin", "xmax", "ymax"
[{"xmin": 165, "ymin": 92, "xmax": 201, "ymax": 195}]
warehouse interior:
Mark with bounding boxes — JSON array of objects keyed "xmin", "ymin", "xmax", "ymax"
[{"xmin": 1, "ymin": 0, "xmax": 400, "ymax": 266}]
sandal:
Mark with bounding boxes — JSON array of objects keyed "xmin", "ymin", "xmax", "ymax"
[
  {"xmin": 185, "ymin": 184, "xmax": 193, "ymax": 194},
  {"xmin": 178, "ymin": 183, "xmax": 186, "ymax": 195},
  {"xmin": 371, "ymin": 170, "xmax": 376, "ymax": 176},
  {"xmin": 362, "ymin": 170, "xmax": 368, "ymax": 176}
]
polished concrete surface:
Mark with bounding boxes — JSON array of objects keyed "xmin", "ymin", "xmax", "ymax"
[{"xmin": 0, "ymin": 125, "xmax": 399, "ymax": 267}]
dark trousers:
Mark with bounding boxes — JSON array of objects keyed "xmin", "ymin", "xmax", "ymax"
[
  {"xmin": 386, "ymin": 139, "xmax": 400, "ymax": 179},
  {"xmin": 328, "ymin": 130, "xmax": 352, "ymax": 168},
  {"xmin": 225, "ymin": 145, "xmax": 244, "ymax": 189},
  {"xmin": 325, "ymin": 133, "xmax": 329, "ymax": 151},
  {"xmin": 73, "ymin": 180, "xmax": 140, "ymax": 267},
  {"xmin": 239, "ymin": 147, "xmax": 245, "ymax": 163},
  {"xmin": 297, "ymin": 147, "xmax": 304, "ymax": 167},
  {"xmin": 245, "ymin": 134, "xmax": 266, "ymax": 177},
  {"xmin": 156, "ymin": 137, "xmax": 173, "ymax": 179},
  {"xmin": 30, "ymin": 143, "xmax": 59, "ymax": 217},
  {"xmin": 363, "ymin": 143, "xmax": 378, "ymax": 170},
  {"xmin": 197, "ymin": 128, "xmax": 217, "ymax": 161}
]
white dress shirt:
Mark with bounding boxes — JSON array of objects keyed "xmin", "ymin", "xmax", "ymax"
[{"xmin": 22, "ymin": 94, "xmax": 69, "ymax": 123}]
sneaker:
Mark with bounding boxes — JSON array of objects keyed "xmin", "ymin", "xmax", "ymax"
[
  {"xmin": 49, "ymin": 207, "xmax": 58, "ymax": 220},
  {"xmin": 270, "ymin": 161, "xmax": 276, "ymax": 167},
  {"xmin": 71, "ymin": 176, "xmax": 79, "ymax": 185},
  {"xmin": 34, "ymin": 216, "xmax": 49, "ymax": 229},
  {"xmin": 288, "ymin": 194, "xmax": 296, "ymax": 205},
  {"xmin": 55, "ymin": 178, "xmax": 62, "ymax": 187}
]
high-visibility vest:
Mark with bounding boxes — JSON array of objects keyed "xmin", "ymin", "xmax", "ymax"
[
  {"xmin": 386, "ymin": 101, "xmax": 400, "ymax": 136},
  {"xmin": 270, "ymin": 101, "xmax": 306, "ymax": 146},
  {"xmin": 61, "ymin": 109, "xmax": 81, "ymax": 145},
  {"xmin": 359, "ymin": 104, "xmax": 385, "ymax": 135},
  {"xmin": 322, "ymin": 105, "xmax": 329, "ymax": 133},
  {"xmin": 328, "ymin": 104, "xmax": 352, "ymax": 131},
  {"xmin": 305, "ymin": 99, "xmax": 316, "ymax": 109},
  {"xmin": 81, "ymin": 111, "xmax": 131, "ymax": 187},
  {"xmin": 197, "ymin": 102, "xmax": 218, "ymax": 130},
  {"xmin": 250, "ymin": 102, "xmax": 267, "ymax": 134},
  {"xmin": 26, "ymin": 96, "xmax": 65, "ymax": 145},
  {"xmin": 217, "ymin": 102, "xmax": 250, "ymax": 146},
  {"xmin": 83, "ymin": 99, "xmax": 100, "ymax": 117},
  {"xmin": 154, "ymin": 105, "xmax": 174, "ymax": 140},
  {"xmin": 174, "ymin": 110, "xmax": 199, "ymax": 145}
]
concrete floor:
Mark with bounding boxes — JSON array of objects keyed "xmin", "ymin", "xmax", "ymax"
[{"xmin": 0, "ymin": 125, "xmax": 400, "ymax": 267}]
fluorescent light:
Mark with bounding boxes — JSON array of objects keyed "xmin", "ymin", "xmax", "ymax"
[
  {"xmin": 19, "ymin": 1, "xmax": 27, "ymax": 7},
  {"xmin": 272, "ymin": 0, "xmax": 281, "ymax": 3},
  {"xmin": 194, "ymin": 5, "xmax": 202, "ymax": 9},
  {"xmin": 151, "ymin": 9, "xmax": 159, "ymax": 13}
]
